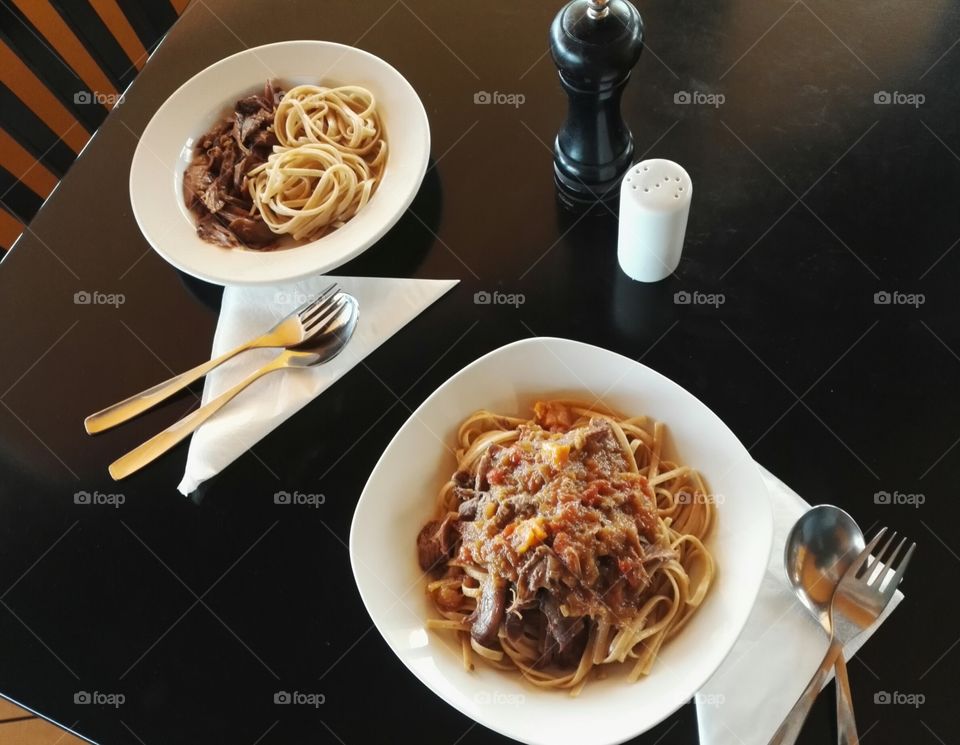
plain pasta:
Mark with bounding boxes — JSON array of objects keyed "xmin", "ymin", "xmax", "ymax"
[{"xmin": 247, "ymin": 85, "xmax": 387, "ymax": 241}]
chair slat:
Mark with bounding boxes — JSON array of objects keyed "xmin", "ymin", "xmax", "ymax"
[
  {"xmin": 0, "ymin": 0, "xmax": 192, "ymax": 246},
  {"xmin": 11, "ymin": 0, "xmax": 117, "ymax": 106},
  {"xmin": 0, "ymin": 42, "xmax": 89, "ymax": 154},
  {"xmin": 0, "ymin": 129, "xmax": 58, "ymax": 198},
  {"xmin": 0, "ymin": 205, "xmax": 25, "ymax": 251},
  {"xmin": 89, "ymin": 0, "xmax": 148, "ymax": 71}
]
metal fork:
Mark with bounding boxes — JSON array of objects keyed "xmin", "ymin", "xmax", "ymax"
[
  {"xmin": 771, "ymin": 527, "xmax": 916, "ymax": 745},
  {"xmin": 108, "ymin": 291, "xmax": 358, "ymax": 480},
  {"xmin": 84, "ymin": 283, "xmax": 339, "ymax": 434}
]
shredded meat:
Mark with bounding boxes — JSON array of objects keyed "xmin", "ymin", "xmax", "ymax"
[
  {"xmin": 517, "ymin": 546, "xmax": 565, "ymax": 600},
  {"xmin": 228, "ymin": 215, "xmax": 275, "ymax": 245},
  {"xmin": 540, "ymin": 592, "xmax": 585, "ymax": 652},
  {"xmin": 539, "ymin": 596, "xmax": 588, "ymax": 668},
  {"xmin": 455, "ymin": 488, "xmax": 480, "ymax": 521},
  {"xmin": 195, "ymin": 214, "xmax": 236, "ymax": 247},
  {"xmin": 416, "ymin": 520, "xmax": 446, "ymax": 573},
  {"xmin": 469, "ymin": 575, "xmax": 506, "ymax": 649},
  {"xmin": 184, "ymin": 80, "xmax": 283, "ymax": 249},
  {"xmin": 418, "ymin": 403, "xmax": 679, "ymax": 667}
]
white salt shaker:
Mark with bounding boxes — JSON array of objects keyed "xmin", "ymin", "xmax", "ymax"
[{"xmin": 617, "ymin": 159, "xmax": 692, "ymax": 282}]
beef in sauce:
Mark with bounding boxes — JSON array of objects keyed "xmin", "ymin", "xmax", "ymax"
[
  {"xmin": 183, "ymin": 81, "xmax": 283, "ymax": 249},
  {"xmin": 418, "ymin": 402, "xmax": 677, "ymax": 663}
]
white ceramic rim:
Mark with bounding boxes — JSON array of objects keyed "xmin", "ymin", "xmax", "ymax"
[
  {"xmin": 349, "ymin": 337, "xmax": 773, "ymax": 745},
  {"xmin": 129, "ymin": 40, "xmax": 430, "ymax": 286}
]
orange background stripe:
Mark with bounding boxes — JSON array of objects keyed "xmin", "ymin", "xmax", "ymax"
[
  {"xmin": 89, "ymin": 0, "xmax": 148, "ymax": 70},
  {"xmin": 1, "ymin": 0, "xmax": 191, "ymax": 252},
  {"xmin": 0, "ymin": 207, "xmax": 25, "ymax": 250},
  {"xmin": 0, "ymin": 129, "xmax": 58, "ymax": 197},
  {"xmin": 11, "ymin": 0, "xmax": 117, "ymax": 107},
  {"xmin": 0, "ymin": 42, "xmax": 89, "ymax": 154}
]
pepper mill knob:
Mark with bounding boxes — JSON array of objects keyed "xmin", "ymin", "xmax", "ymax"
[{"xmin": 550, "ymin": 0, "xmax": 644, "ymax": 212}]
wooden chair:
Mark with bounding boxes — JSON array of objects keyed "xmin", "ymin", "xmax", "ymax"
[{"xmin": 0, "ymin": 0, "xmax": 189, "ymax": 253}]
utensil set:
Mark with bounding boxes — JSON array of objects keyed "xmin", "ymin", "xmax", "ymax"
[
  {"xmin": 773, "ymin": 516, "xmax": 915, "ymax": 745},
  {"xmin": 85, "ymin": 284, "xmax": 358, "ymax": 479}
]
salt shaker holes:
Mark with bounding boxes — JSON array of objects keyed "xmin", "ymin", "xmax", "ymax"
[{"xmin": 618, "ymin": 158, "xmax": 691, "ymax": 282}]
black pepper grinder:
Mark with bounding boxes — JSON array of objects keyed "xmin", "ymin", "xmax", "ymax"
[{"xmin": 550, "ymin": 0, "xmax": 644, "ymax": 212}]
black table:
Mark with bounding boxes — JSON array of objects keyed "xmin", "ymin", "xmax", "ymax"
[{"xmin": 1, "ymin": 1, "xmax": 956, "ymax": 742}]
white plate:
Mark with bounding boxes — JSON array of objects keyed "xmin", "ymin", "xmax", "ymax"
[
  {"xmin": 129, "ymin": 40, "xmax": 430, "ymax": 286},
  {"xmin": 350, "ymin": 337, "xmax": 772, "ymax": 745}
]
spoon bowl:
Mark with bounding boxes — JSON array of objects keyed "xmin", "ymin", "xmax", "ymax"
[
  {"xmin": 288, "ymin": 292, "xmax": 360, "ymax": 365},
  {"xmin": 783, "ymin": 504, "xmax": 866, "ymax": 745},
  {"xmin": 109, "ymin": 292, "xmax": 359, "ymax": 480},
  {"xmin": 785, "ymin": 504, "xmax": 865, "ymax": 630}
]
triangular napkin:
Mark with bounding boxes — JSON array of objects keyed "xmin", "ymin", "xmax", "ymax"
[
  {"xmin": 695, "ymin": 465, "xmax": 903, "ymax": 744},
  {"xmin": 178, "ymin": 275, "xmax": 458, "ymax": 494}
]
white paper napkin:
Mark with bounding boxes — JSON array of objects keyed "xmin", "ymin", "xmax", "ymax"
[
  {"xmin": 177, "ymin": 275, "xmax": 458, "ymax": 495},
  {"xmin": 696, "ymin": 465, "xmax": 904, "ymax": 744}
]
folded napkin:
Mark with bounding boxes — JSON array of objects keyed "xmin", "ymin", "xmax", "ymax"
[
  {"xmin": 696, "ymin": 465, "xmax": 903, "ymax": 744},
  {"xmin": 177, "ymin": 276, "xmax": 458, "ymax": 495}
]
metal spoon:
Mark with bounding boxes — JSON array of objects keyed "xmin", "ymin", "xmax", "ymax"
[
  {"xmin": 85, "ymin": 283, "xmax": 340, "ymax": 434},
  {"xmin": 108, "ymin": 292, "xmax": 359, "ymax": 480},
  {"xmin": 784, "ymin": 505, "xmax": 866, "ymax": 745}
]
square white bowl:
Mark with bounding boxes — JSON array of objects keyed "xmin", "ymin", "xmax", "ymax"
[{"xmin": 350, "ymin": 337, "xmax": 772, "ymax": 745}]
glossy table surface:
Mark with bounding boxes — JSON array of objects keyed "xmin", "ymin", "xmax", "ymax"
[{"xmin": 1, "ymin": 1, "xmax": 958, "ymax": 743}]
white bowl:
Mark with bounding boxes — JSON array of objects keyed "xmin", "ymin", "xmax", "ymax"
[
  {"xmin": 350, "ymin": 337, "xmax": 772, "ymax": 745},
  {"xmin": 129, "ymin": 40, "xmax": 430, "ymax": 286}
]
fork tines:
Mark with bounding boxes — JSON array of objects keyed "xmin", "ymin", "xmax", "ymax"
[
  {"xmin": 295, "ymin": 282, "xmax": 339, "ymax": 323},
  {"xmin": 860, "ymin": 527, "xmax": 916, "ymax": 593},
  {"xmin": 302, "ymin": 293, "xmax": 348, "ymax": 338}
]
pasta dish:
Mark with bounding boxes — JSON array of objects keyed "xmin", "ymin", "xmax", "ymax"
[
  {"xmin": 416, "ymin": 400, "xmax": 715, "ymax": 693},
  {"xmin": 184, "ymin": 81, "xmax": 386, "ymax": 249}
]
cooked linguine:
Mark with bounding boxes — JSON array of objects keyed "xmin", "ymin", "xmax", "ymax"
[{"xmin": 417, "ymin": 400, "xmax": 716, "ymax": 693}]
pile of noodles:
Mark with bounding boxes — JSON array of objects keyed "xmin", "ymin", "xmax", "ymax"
[{"xmin": 247, "ymin": 85, "xmax": 387, "ymax": 241}]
